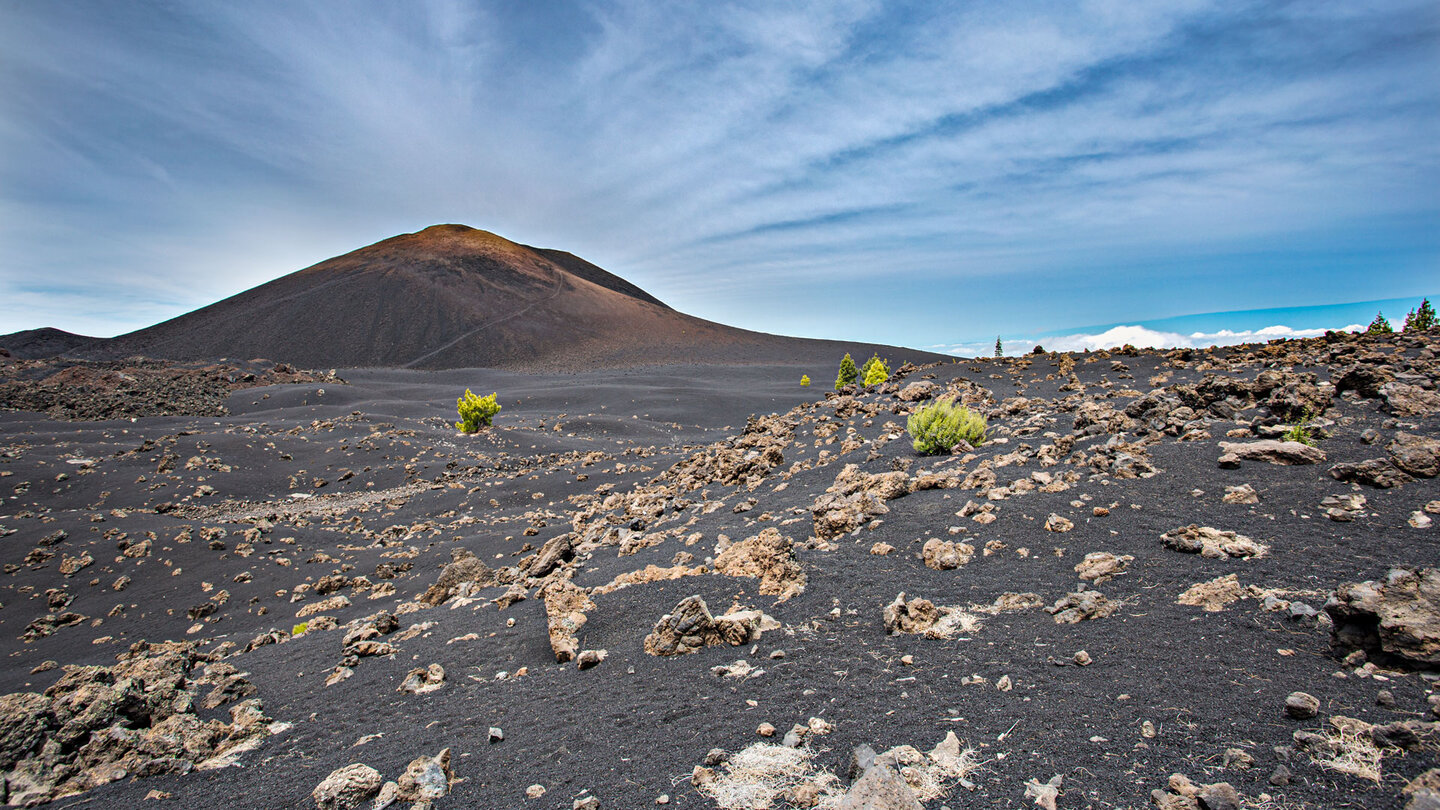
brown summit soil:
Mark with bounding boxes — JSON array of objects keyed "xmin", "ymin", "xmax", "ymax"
[{"xmin": 0, "ymin": 330, "xmax": 1437, "ymax": 809}]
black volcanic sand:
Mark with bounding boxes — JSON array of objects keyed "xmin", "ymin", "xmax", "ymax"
[{"xmin": 1, "ymin": 341, "xmax": 1437, "ymax": 809}]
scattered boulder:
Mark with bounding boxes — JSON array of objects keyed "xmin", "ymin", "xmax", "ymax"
[
  {"xmin": 1321, "ymin": 493, "xmax": 1367, "ymax": 521},
  {"xmin": 1221, "ymin": 484, "xmax": 1258, "ymax": 504},
  {"xmin": 522, "ymin": 534, "xmax": 576, "ymax": 579},
  {"xmin": 576, "ymin": 649, "xmax": 607, "ymax": 670},
  {"xmin": 0, "ymin": 641, "xmax": 280, "ymax": 806},
  {"xmin": 1043, "ymin": 514, "xmax": 1074, "ymax": 533},
  {"xmin": 1074, "ymin": 552, "xmax": 1132, "ymax": 583},
  {"xmin": 1333, "ymin": 364, "xmax": 1394, "ymax": 398},
  {"xmin": 541, "ymin": 579, "xmax": 595, "ymax": 664},
  {"xmin": 1045, "ymin": 591, "xmax": 1117, "ymax": 624},
  {"xmin": 838, "ymin": 755, "xmax": 923, "ymax": 810},
  {"xmin": 1381, "ymin": 382, "xmax": 1440, "ymax": 416},
  {"xmin": 1178, "ymin": 574, "xmax": 1248, "ymax": 612},
  {"xmin": 1388, "ymin": 432, "xmax": 1440, "ymax": 478},
  {"xmin": 313, "ymin": 763, "xmax": 384, "ymax": 810},
  {"xmin": 644, "ymin": 595, "xmax": 764, "ymax": 656},
  {"xmin": 397, "ymin": 747, "xmax": 453, "ymax": 805},
  {"xmin": 714, "ymin": 527, "xmax": 806, "ymax": 601},
  {"xmin": 1161, "ymin": 526, "xmax": 1268, "ymax": 559},
  {"xmin": 882, "ymin": 593, "xmax": 979, "ymax": 639},
  {"xmin": 1330, "ymin": 459, "xmax": 1413, "ymax": 489},
  {"xmin": 812, "ymin": 464, "xmax": 910, "ymax": 540},
  {"xmin": 1326, "ymin": 568, "xmax": 1439, "ymax": 668},
  {"xmin": 397, "ymin": 664, "xmax": 445, "ymax": 695},
  {"xmin": 1217, "ymin": 440, "xmax": 1325, "ymax": 466},
  {"xmin": 419, "ymin": 549, "xmax": 494, "ymax": 606},
  {"xmin": 921, "ymin": 538, "xmax": 974, "ymax": 570},
  {"xmin": 897, "ymin": 381, "xmax": 938, "ymax": 402}
]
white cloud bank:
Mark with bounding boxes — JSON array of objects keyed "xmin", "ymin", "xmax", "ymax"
[{"xmin": 934, "ymin": 323, "xmax": 1366, "ymax": 358}]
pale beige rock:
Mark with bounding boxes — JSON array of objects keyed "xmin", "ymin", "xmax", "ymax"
[
  {"xmin": 1178, "ymin": 574, "xmax": 1247, "ymax": 612},
  {"xmin": 312, "ymin": 763, "xmax": 383, "ymax": 810},
  {"xmin": 921, "ymin": 538, "xmax": 974, "ymax": 570},
  {"xmin": 541, "ymin": 579, "xmax": 595, "ymax": 663},
  {"xmin": 1074, "ymin": 552, "xmax": 1132, "ymax": 583},
  {"xmin": 714, "ymin": 527, "xmax": 806, "ymax": 601}
]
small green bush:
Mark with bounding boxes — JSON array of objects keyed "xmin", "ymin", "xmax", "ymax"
[
  {"xmin": 292, "ymin": 622, "xmax": 308, "ymax": 636},
  {"xmin": 1366, "ymin": 312, "xmax": 1392, "ymax": 334},
  {"xmin": 908, "ymin": 399, "xmax": 986, "ymax": 454},
  {"xmin": 834, "ymin": 354, "xmax": 858, "ymax": 390},
  {"xmin": 1283, "ymin": 410, "xmax": 1316, "ymax": 446},
  {"xmin": 862, "ymin": 357, "xmax": 889, "ymax": 386},
  {"xmin": 800, "ymin": 374, "xmax": 811, "ymax": 387},
  {"xmin": 456, "ymin": 389, "xmax": 501, "ymax": 433}
]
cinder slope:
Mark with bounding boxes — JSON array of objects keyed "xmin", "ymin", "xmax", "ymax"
[{"xmin": 95, "ymin": 224, "xmax": 936, "ymax": 371}]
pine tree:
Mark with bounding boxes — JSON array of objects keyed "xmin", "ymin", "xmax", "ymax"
[
  {"xmin": 994, "ymin": 336, "xmax": 1003, "ymax": 357},
  {"xmin": 1403, "ymin": 298, "xmax": 1436, "ymax": 332},
  {"xmin": 863, "ymin": 357, "xmax": 889, "ymax": 387},
  {"xmin": 1367, "ymin": 312, "xmax": 1393, "ymax": 334},
  {"xmin": 857, "ymin": 354, "xmax": 883, "ymax": 382},
  {"xmin": 834, "ymin": 354, "xmax": 858, "ymax": 390}
]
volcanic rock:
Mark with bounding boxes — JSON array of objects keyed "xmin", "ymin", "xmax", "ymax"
[
  {"xmin": 1045, "ymin": 591, "xmax": 1118, "ymax": 623},
  {"xmin": 643, "ymin": 595, "xmax": 763, "ymax": 656},
  {"xmin": 1329, "ymin": 459, "xmax": 1413, "ymax": 489},
  {"xmin": 1217, "ymin": 440, "xmax": 1325, "ymax": 466},
  {"xmin": 1326, "ymin": 568, "xmax": 1440, "ymax": 668},
  {"xmin": 1381, "ymin": 382, "xmax": 1440, "ymax": 416},
  {"xmin": 811, "ymin": 464, "xmax": 910, "ymax": 540},
  {"xmin": 921, "ymin": 538, "xmax": 974, "ymax": 570},
  {"xmin": 1388, "ymin": 432, "xmax": 1440, "ymax": 478},
  {"xmin": 541, "ymin": 579, "xmax": 595, "ymax": 664},
  {"xmin": 714, "ymin": 527, "xmax": 806, "ymax": 601},
  {"xmin": 312, "ymin": 763, "xmax": 384, "ymax": 810},
  {"xmin": 1161, "ymin": 525, "xmax": 1268, "ymax": 559},
  {"xmin": 419, "ymin": 549, "xmax": 495, "ymax": 606}
]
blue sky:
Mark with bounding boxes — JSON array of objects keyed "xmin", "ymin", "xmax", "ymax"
[{"xmin": 1, "ymin": 1, "xmax": 1436, "ymax": 351}]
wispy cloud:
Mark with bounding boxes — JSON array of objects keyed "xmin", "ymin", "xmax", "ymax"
[{"xmin": 0, "ymin": 1, "xmax": 1435, "ymax": 341}]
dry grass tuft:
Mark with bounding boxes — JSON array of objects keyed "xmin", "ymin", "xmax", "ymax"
[
  {"xmin": 697, "ymin": 744, "xmax": 843, "ymax": 810},
  {"xmin": 1306, "ymin": 716, "xmax": 1383, "ymax": 783}
]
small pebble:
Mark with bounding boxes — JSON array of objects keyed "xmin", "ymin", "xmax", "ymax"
[{"xmin": 1285, "ymin": 692, "xmax": 1320, "ymax": 720}]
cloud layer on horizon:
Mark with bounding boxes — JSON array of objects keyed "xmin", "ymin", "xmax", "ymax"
[
  {"xmin": 0, "ymin": 1, "xmax": 1436, "ymax": 342},
  {"xmin": 934, "ymin": 322, "xmax": 1369, "ymax": 358}
]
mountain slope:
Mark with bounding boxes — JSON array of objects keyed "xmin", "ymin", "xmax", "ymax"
[{"xmin": 29, "ymin": 224, "xmax": 941, "ymax": 371}]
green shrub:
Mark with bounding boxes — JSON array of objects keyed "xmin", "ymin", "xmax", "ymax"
[
  {"xmin": 857, "ymin": 354, "xmax": 888, "ymax": 384},
  {"xmin": 908, "ymin": 399, "xmax": 986, "ymax": 454},
  {"xmin": 456, "ymin": 389, "xmax": 501, "ymax": 433},
  {"xmin": 1366, "ymin": 312, "xmax": 1392, "ymax": 334},
  {"xmin": 1403, "ymin": 298, "xmax": 1436, "ymax": 332},
  {"xmin": 1283, "ymin": 411, "xmax": 1316, "ymax": 446},
  {"xmin": 834, "ymin": 354, "xmax": 858, "ymax": 390},
  {"xmin": 862, "ymin": 357, "xmax": 889, "ymax": 386},
  {"xmin": 800, "ymin": 374, "xmax": 811, "ymax": 387},
  {"xmin": 292, "ymin": 622, "xmax": 309, "ymax": 636}
]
